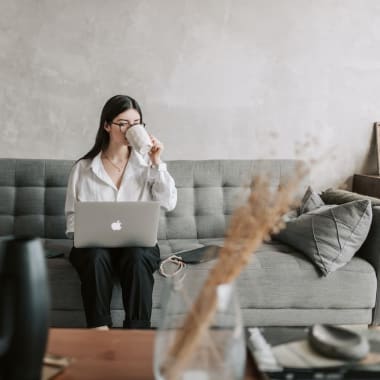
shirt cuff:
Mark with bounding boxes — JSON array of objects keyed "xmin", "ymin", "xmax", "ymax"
[{"xmin": 151, "ymin": 162, "xmax": 167, "ymax": 172}]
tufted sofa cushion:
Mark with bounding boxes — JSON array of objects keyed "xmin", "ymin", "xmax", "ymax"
[{"xmin": 0, "ymin": 159, "xmax": 72, "ymax": 238}]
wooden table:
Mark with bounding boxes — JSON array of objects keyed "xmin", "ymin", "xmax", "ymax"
[{"xmin": 47, "ymin": 328, "xmax": 260, "ymax": 380}]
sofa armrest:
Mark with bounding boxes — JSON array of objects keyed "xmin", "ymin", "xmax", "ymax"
[
  {"xmin": 320, "ymin": 188, "xmax": 380, "ymax": 206},
  {"xmin": 357, "ymin": 206, "xmax": 380, "ymax": 325},
  {"xmin": 321, "ymin": 189, "xmax": 380, "ymax": 325}
]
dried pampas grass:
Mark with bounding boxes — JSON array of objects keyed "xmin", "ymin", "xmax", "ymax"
[{"xmin": 160, "ymin": 173, "xmax": 303, "ymax": 380}]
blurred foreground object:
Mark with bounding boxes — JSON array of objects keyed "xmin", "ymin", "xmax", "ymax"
[{"xmin": 0, "ymin": 236, "xmax": 50, "ymax": 380}]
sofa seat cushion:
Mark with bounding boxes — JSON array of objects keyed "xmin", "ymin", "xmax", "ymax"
[
  {"xmin": 157, "ymin": 241, "xmax": 375, "ymax": 311},
  {"xmin": 236, "ymin": 241, "xmax": 377, "ymax": 309},
  {"xmin": 47, "ymin": 240, "xmax": 377, "ymax": 312},
  {"xmin": 47, "ymin": 238, "xmax": 224, "ymax": 310},
  {"xmin": 158, "ymin": 239, "xmax": 224, "ymax": 257},
  {"xmin": 43, "ymin": 239, "xmax": 73, "ymax": 258},
  {"xmin": 153, "ymin": 241, "xmax": 377, "ymax": 310},
  {"xmin": 48, "ymin": 258, "xmax": 83, "ymax": 309},
  {"xmin": 43, "ymin": 238, "xmax": 224, "ymax": 259}
]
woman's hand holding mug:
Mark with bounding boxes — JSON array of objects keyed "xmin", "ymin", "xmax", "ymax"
[
  {"xmin": 149, "ymin": 134, "xmax": 164, "ymax": 165},
  {"xmin": 124, "ymin": 124, "xmax": 164, "ymax": 165}
]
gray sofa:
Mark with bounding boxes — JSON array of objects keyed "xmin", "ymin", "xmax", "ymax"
[{"xmin": 0, "ymin": 158, "xmax": 378, "ymax": 327}]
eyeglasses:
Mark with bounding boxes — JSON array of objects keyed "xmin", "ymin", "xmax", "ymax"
[{"xmin": 111, "ymin": 121, "xmax": 146, "ymax": 132}]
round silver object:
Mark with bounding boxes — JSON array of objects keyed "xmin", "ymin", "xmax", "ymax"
[{"xmin": 308, "ymin": 324, "xmax": 370, "ymax": 361}]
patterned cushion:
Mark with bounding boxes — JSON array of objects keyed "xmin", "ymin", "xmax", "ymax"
[{"xmin": 275, "ymin": 200, "xmax": 373, "ymax": 276}]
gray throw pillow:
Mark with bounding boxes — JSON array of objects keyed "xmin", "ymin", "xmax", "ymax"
[
  {"xmin": 282, "ymin": 186, "xmax": 324, "ymax": 222},
  {"xmin": 275, "ymin": 200, "xmax": 372, "ymax": 276},
  {"xmin": 299, "ymin": 186, "xmax": 325, "ymax": 214}
]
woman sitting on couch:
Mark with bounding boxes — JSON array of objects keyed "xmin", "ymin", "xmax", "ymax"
[{"xmin": 64, "ymin": 95, "xmax": 177, "ymax": 330}]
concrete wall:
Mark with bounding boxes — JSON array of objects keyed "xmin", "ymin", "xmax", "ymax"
[{"xmin": 2, "ymin": 0, "xmax": 380, "ymax": 190}]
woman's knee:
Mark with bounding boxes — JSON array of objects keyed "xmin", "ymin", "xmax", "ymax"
[
  {"xmin": 70, "ymin": 247, "xmax": 112, "ymax": 270},
  {"xmin": 119, "ymin": 246, "xmax": 160, "ymax": 271},
  {"xmin": 120, "ymin": 247, "xmax": 145, "ymax": 263}
]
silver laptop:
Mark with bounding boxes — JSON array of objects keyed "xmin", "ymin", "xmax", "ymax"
[{"xmin": 74, "ymin": 201, "xmax": 160, "ymax": 248}]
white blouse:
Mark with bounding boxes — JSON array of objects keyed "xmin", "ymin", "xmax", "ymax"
[{"xmin": 64, "ymin": 150, "xmax": 177, "ymax": 238}]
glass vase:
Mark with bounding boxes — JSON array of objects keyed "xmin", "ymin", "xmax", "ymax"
[{"xmin": 154, "ymin": 272, "xmax": 246, "ymax": 380}]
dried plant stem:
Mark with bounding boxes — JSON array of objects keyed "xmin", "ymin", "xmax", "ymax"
[{"xmin": 160, "ymin": 175, "xmax": 301, "ymax": 380}]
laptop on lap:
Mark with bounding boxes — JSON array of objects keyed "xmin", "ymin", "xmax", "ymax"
[{"xmin": 74, "ymin": 201, "xmax": 160, "ymax": 248}]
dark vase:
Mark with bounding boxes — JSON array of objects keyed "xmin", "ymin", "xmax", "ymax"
[{"xmin": 0, "ymin": 236, "xmax": 50, "ymax": 380}]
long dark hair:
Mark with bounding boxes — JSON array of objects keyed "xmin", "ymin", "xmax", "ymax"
[{"xmin": 78, "ymin": 95, "xmax": 143, "ymax": 161}]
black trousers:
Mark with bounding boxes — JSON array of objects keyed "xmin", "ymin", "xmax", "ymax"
[{"xmin": 69, "ymin": 245, "xmax": 160, "ymax": 329}]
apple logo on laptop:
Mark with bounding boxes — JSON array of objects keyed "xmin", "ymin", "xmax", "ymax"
[{"xmin": 111, "ymin": 220, "xmax": 122, "ymax": 231}]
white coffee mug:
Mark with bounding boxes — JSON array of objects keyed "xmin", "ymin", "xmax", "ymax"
[{"xmin": 125, "ymin": 124, "xmax": 153, "ymax": 155}]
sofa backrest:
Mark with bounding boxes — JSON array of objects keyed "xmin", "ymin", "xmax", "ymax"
[
  {"xmin": 0, "ymin": 159, "xmax": 73, "ymax": 239},
  {"xmin": 0, "ymin": 159, "xmax": 305, "ymax": 240}
]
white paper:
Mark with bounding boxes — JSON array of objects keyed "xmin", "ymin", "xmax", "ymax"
[{"xmin": 216, "ymin": 283, "xmax": 232, "ymax": 311}]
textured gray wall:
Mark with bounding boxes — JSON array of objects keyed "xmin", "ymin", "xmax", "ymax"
[{"xmin": 1, "ymin": 0, "xmax": 380, "ymax": 190}]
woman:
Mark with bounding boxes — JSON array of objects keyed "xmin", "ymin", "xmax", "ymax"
[{"xmin": 65, "ymin": 95, "xmax": 177, "ymax": 330}]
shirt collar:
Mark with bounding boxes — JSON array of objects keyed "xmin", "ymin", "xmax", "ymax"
[
  {"xmin": 91, "ymin": 149, "xmax": 150, "ymax": 169},
  {"xmin": 89, "ymin": 149, "xmax": 150, "ymax": 188},
  {"xmin": 90, "ymin": 151, "xmax": 103, "ymax": 175},
  {"xmin": 89, "ymin": 151, "xmax": 116, "ymax": 189}
]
